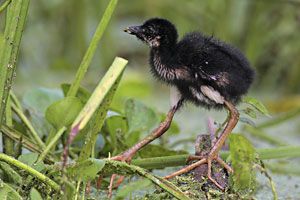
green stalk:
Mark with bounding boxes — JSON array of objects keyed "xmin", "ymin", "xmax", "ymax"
[
  {"xmin": 11, "ymin": 103, "xmax": 46, "ymax": 149},
  {"xmin": 0, "ymin": 0, "xmax": 11, "ymax": 13},
  {"xmin": 1, "ymin": 125, "xmax": 55, "ymax": 163},
  {"xmin": 10, "ymin": 91, "xmax": 22, "ymax": 109},
  {"xmin": 131, "ymin": 146, "xmax": 300, "ymax": 169},
  {"xmin": 0, "ymin": 153, "xmax": 60, "ymax": 192},
  {"xmin": 0, "ymin": 0, "xmax": 30, "ymax": 126},
  {"xmin": 37, "ymin": 126, "xmax": 66, "ymax": 163},
  {"xmin": 3, "ymin": 96, "xmax": 14, "ymax": 156},
  {"xmin": 67, "ymin": 0, "xmax": 118, "ymax": 97}
]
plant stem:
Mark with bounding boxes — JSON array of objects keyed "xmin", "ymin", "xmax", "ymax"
[
  {"xmin": 103, "ymin": 160, "xmax": 190, "ymax": 200},
  {"xmin": 67, "ymin": 0, "xmax": 119, "ymax": 97},
  {"xmin": 0, "ymin": 153, "xmax": 60, "ymax": 192},
  {"xmin": 131, "ymin": 146, "xmax": 300, "ymax": 169},
  {"xmin": 37, "ymin": 126, "xmax": 66, "ymax": 163},
  {"xmin": 3, "ymin": 95, "xmax": 15, "ymax": 156},
  {"xmin": 0, "ymin": 0, "xmax": 11, "ymax": 13},
  {"xmin": 0, "ymin": 0, "xmax": 30, "ymax": 127},
  {"xmin": 1, "ymin": 125, "xmax": 55, "ymax": 163},
  {"xmin": 10, "ymin": 91, "xmax": 22, "ymax": 109},
  {"xmin": 11, "ymin": 103, "xmax": 46, "ymax": 149}
]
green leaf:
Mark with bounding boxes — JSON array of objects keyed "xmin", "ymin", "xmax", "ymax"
[
  {"xmin": 229, "ymin": 134, "xmax": 257, "ymax": 195},
  {"xmin": 139, "ymin": 144, "xmax": 188, "ymax": 158},
  {"xmin": 125, "ymin": 99, "xmax": 159, "ymax": 133},
  {"xmin": 18, "ymin": 153, "xmax": 45, "ymax": 172},
  {"xmin": 22, "ymin": 87, "xmax": 63, "ymax": 136},
  {"xmin": 116, "ymin": 179, "xmax": 152, "ymax": 199},
  {"xmin": 61, "ymin": 83, "xmax": 90, "ymax": 104},
  {"xmin": 18, "ymin": 153, "xmax": 38, "ymax": 166},
  {"xmin": 0, "ymin": 161, "xmax": 22, "ymax": 184},
  {"xmin": 45, "ymin": 96, "xmax": 83, "ymax": 129},
  {"xmin": 68, "ymin": 158, "xmax": 106, "ymax": 182},
  {"xmin": 23, "ymin": 87, "xmax": 63, "ymax": 113},
  {"xmin": 104, "ymin": 115, "xmax": 128, "ymax": 148},
  {"xmin": 243, "ymin": 97, "xmax": 270, "ymax": 117},
  {"xmin": 30, "ymin": 188, "xmax": 43, "ymax": 200},
  {"xmin": 0, "ymin": 180, "xmax": 22, "ymax": 200}
]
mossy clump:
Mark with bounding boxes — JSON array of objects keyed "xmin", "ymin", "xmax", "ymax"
[{"xmin": 140, "ymin": 173, "xmax": 240, "ymax": 200}]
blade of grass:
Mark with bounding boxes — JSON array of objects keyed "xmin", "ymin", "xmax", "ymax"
[
  {"xmin": 67, "ymin": 0, "xmax": 119, "ymax": 97},
  {"xmin": 11, "ymin": 103, "xmax": 46, "ymax": 149},
  {"xmin": 62, "ymin": 57, "xmax": 127, "ymax": 167},
  {"xmin": 10, "ymin": 91, "xmax": 22, "ymax": 110},
  {"xmin": 78, "ymin": 77, "xmax": 121, "ymax": 160},
  {"xmin": 37, "ymin": 126, "xmax": 67, "ymax": 163}
]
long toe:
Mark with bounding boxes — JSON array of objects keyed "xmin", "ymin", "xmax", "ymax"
[{"xmin": 164, "ymin": 155, "xmax": 232, "ymax": 190}]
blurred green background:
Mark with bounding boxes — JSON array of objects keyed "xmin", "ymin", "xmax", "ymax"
[
  {"xmin": 2, "ymin": 0, "xmax": 298, "ymax": 100},
  {"xmin": 1, "ymin": 0, "xmax": 300, "ymax": 198}
]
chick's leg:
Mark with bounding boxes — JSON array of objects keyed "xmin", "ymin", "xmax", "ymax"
[
  {"xmin": 107, "ymin": 98, "xmax": 184, "ymax": 197},
  {"xmin": 111, "ymin": 98, "xmax": 184, "ymax": 162},
  {"xmin": 164, "ymin": 101, "xmax": 238, "ymax": 190}
]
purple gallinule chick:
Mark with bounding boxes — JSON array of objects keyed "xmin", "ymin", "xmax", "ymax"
[{"xmin": 112, "ymin": 18, "xmax": 255, "ymax": 190}]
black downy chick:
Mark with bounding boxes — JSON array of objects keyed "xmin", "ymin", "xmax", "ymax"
[
  {"xmin": 111, "ymin": 18, "xmax": 255, "ymax": 191},
  {"xmin": 125, "ymin": 18, "xmax": 254, "ymax": 108}
]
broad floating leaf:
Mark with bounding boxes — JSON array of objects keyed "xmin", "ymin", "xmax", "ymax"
[
  {"xmin": 45, "ymin": 96, "xmax": 83, "ymax": 129},
  {"xmin": 67, "ymin": 158, "xmax": 106, "ymax": 182}
]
